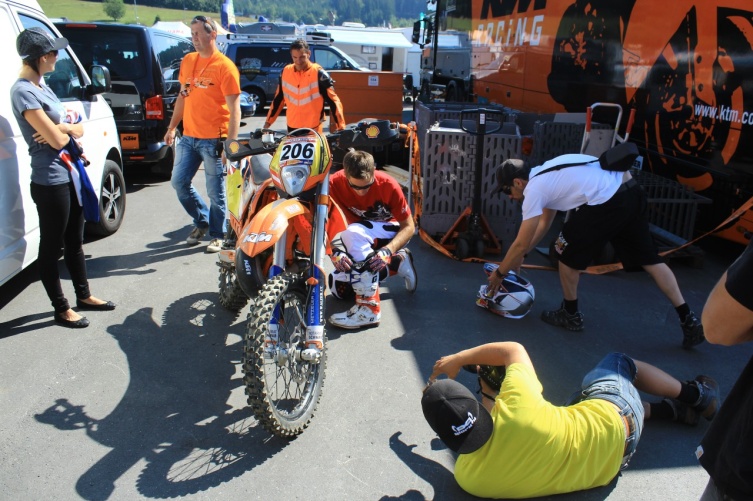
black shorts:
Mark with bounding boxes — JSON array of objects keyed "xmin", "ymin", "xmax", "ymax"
[{"xmin": 554, "ymin": 181, "xmax": 663, "ymax": 271}]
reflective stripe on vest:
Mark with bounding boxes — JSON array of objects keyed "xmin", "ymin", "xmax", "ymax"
[{"xmin": 281, "ymin": 65, "xmax": 325, "ymax": 128}]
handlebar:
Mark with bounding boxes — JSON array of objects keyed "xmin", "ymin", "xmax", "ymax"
[
  {"xmin": 224, "ymin": 119, "xmax": 403, "ymax": 163},
  {"xmin": 224, "ymin": 128, "xmax": 285, "ymax": 162}
]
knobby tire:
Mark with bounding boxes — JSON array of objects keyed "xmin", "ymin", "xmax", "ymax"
[{"xmin": 243, "ymin": 272, "xmax": 326, "ymax": 438}]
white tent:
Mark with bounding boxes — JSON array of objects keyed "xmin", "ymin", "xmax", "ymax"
[{"xmin": 152, "ymin": 21, "xmax": 192, "ymax": 37}]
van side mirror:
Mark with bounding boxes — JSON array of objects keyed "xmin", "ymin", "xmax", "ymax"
[{"xmin": 88, "ymin": 65, "xmax": 111, "ymax": 96}]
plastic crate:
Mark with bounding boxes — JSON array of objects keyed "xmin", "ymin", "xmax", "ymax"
[
  {"xmin": 421, "ymin": 122, "xmax": 522, "ymax": 249},
  {"xmin": 633, "ymin": 170, "xmax": 712, "ymax": 243}
]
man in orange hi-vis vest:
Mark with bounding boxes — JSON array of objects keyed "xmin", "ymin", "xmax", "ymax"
[{"xmin": 263, "ymin": 38, "xmax": 345, "ymax": 134}]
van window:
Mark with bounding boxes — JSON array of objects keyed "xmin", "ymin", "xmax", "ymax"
[
  {"xmin": 18, "ymin": 15, "xmax": 85, "ymax": 102},
  {"xmin": 63, "ymin": 29, "xmax": 146, "ymax": 82},
  {"xmin": 234, "ymin": 45, "xmax": 289, "ymax": 75},
  {"xmin": 152, "ymin": 32, "xmax": 192, "ymax": 83},
  {"xmin": 312, "ymin": 48, "xmax": 348, "ymax": 70}
]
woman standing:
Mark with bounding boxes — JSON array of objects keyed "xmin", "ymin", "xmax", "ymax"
[{"xmin": 11, "ymin": 28, "xmax": 115, "ymax": 329}]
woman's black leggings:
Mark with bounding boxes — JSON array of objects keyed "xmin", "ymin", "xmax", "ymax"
[{"xmin": 30, "ymin": 181, "xmax": 91, "ymax": 314}]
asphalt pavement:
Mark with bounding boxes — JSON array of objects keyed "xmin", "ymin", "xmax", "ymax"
[{"xmin": 1, "ymin": 108, "xmax": 752, "ymax": 500}]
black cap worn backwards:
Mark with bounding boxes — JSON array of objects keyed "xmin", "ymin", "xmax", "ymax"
[
  {"xmin": 421, "ymin": 379, "xmax": 493, "ymax": 454},
  {"xmin": 493, "ymin": 158, "xmax": 529, "ymax": 195}
]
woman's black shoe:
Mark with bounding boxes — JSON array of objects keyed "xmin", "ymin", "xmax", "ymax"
[
  {"xmin": 76, "ymin": 299, "xmax": 116, "ymax": 311},
  {"xmin": 55, "ymin": 314, "xmax": 90, "ymax": 329}
]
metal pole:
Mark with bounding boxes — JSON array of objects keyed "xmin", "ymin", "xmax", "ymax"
[{"xmin": 431, "ymin": 0, "xmax": 441, "ymax": 83}]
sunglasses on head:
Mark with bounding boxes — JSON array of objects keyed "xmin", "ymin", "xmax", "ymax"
[
  {"xmin": 347, "ymin": 177, "xmax": 375, "ymax": 191},
  {"xmin": 192, "ymin": 15, "xmax": 216, "ymax": 32}
]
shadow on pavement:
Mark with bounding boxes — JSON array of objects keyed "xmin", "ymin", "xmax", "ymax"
[{"xmin": 34, "ymin": 292, "xmax": 288, "ymax": 500}]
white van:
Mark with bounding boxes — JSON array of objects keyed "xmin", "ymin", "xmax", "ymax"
[{"xmin": 0, "ymin": 0, "xmax": 126, "ymax": 287}]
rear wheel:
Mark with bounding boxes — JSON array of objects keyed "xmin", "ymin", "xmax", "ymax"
[
  {"xmin": 87, "ymin": 160, "xmax": 126, "ymax": 236},
  {"xmin": 218, "ymin": 230, "xmax": 249, "ymax": 312},
  {"xmin": 243, "ymin": 273, "xmax": 326, "ymax": 438}
]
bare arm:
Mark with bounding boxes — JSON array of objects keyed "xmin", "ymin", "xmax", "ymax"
[
  {"xmin": 487, "ymin": 215, "xmax": 540, "ymax": 292},
  {"xmin": 428, "ymin": 342, "xmax": 533, "ymax": 382},
  {"xmin": 23, "ymin": 108, "xmax": 71, "ymax": 150},
  {"xmin": 702, "ymin": 271, "xmax": 753, "ymax": 345},
  {"xmin": 384, "ymin": 216, "xmax": 415, "ymax": 255},
  {"xmin": 225, "ymin": 93, "xmax": 241, "ymax": 140},
  {"xmin": 164, "ymin": 94, "xmax": 185, "ymax": 146},
  {"xmin": 527, "ymin": 208, "xmax": 557, "ymax": 254}
]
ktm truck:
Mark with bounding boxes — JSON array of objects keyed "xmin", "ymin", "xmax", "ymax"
[{"xmin": 421, "ymin": 0, "xmax": 753, "ymax": 244}]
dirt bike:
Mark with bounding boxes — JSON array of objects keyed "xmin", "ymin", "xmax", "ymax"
[{"xmin": 218, "ymin": 120, "xmax": 406, "ymax": 437}]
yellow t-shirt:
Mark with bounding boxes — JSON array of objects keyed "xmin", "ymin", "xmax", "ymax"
[
  {"xmin": 179, "ymin": 50, "xmax": 240, "ymax": 138},
  {"xmin": 455, "ymin": 363, "xmax": 625, "ymax": 499}
]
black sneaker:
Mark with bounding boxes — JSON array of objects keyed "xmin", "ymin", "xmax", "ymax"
[
  {"xmin": 664, "ymin": 398, "xmax": 700, "ymax": 426},
  {"xmin": 681, "ymin": 311, "xmax": 705, "ymax": 349},
  {"xmin": 690, "ymin": 375, "xmax": 719, "ymax": 421},
  {"xmin": 541, "ymin": 303, "xmax": 584, "ymax": 331}
]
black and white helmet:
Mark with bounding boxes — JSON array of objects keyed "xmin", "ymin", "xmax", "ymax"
[{"xmin": 476, "ymin": 264, "xmax": 535, "ymax": 319}]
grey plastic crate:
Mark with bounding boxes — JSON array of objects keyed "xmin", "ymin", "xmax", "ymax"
[
  {"xmin": 633, "ymin": 170, "xmax": 712, "ymax": 242},
  {"xmin": 421, "ymin": 123, "xmax": 522, "ymax": 250}
]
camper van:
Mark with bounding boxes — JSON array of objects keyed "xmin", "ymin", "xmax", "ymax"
[{"xmin": 0, "ymin": 0, "xmax": 125, "ymax": 287}]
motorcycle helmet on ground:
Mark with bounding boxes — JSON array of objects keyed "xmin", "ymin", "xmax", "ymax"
[{"xmin": 475, "ymin": 264, "xmax": 535, "ymax": 319}]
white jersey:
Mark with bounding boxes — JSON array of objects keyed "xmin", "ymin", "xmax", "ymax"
[{"xmin": 521, "ymin": 154, "xmax": 625, "ymax": 221}]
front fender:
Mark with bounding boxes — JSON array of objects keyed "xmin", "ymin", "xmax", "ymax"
[{"xmin": 238, "ymin": 198, "xmax": 311, "ymax": 256}]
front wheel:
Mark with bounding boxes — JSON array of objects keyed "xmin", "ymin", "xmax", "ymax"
[{"xmin": 243, "ymin": 273, "xmax": 326, "ymax": 438}]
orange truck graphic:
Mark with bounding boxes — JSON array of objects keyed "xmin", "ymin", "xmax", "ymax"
[{"xmin": 434, "ymin": 0, "xmax": 753, "ymax": 243}]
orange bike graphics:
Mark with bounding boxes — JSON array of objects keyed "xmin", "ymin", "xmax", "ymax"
[{"xmin": 238, "ymin": 198, "xmax": 309, "ymax": 257}]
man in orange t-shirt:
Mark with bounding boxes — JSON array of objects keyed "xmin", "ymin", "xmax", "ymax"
[{"xmin": 164, "ymin": 15, "xmax": 241, "ymax": 253}]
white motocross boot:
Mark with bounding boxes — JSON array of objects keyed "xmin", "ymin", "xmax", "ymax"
[
  {"xmin": 329, "ymin": 293, "xmax": 381, "ymax": 329},
  {"xmin": 395, "ymin": 248, "xmax": 417, "ymax": 293}
]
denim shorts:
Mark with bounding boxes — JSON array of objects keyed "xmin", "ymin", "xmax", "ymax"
[{"xmin": 578, "ymin": 352, "xmax": 645, "ymax": 469}]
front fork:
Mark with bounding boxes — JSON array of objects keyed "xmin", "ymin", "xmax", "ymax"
[{"xmin": 265, "ymin": 181, "xmax": 330, "ymax": 364}]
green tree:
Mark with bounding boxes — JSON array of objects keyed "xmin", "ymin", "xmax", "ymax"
[{"xmin": 103, "ymin": 0, "xmax": 125, "ymax": 22}]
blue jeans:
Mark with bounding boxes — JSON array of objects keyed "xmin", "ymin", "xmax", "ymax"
[
  {"xmin": 170, "ymin": 136, "xmax": 227, "ymax": 239},
  {"xmin": 578, "ymin": 353, "xmax": 645, "ymax": 469}
]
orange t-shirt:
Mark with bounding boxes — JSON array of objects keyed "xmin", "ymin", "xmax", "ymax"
[{"xmin": 178, "ymin": 50, "xmax": 240, "ymax": 138}]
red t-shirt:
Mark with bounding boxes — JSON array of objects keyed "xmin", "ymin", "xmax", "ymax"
[{"xmin": 329, "ymin": 170, "xmax": 411, "ymax": 225}]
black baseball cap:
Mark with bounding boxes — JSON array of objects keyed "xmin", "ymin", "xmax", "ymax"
[
  {"xmin": 492, "ymin": 158, "xmax": 529, "ymax": 196},
  {"xmin": 421, "ymin": 379, "xmax": 493, "ymax": 454},
  {"xmin": 16, "ymin": 27, "xmax": 68, "ymax": 60}
]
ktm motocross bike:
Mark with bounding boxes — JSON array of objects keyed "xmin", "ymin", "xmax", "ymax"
[{"xmin": 218, "ymin": 120, "xmax": 406, "ymax": 437}]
